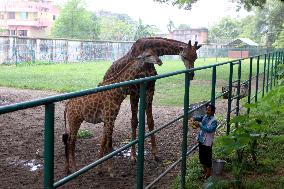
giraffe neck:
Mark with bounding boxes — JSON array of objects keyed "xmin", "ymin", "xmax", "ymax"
[
  {"xmin": 104, "ymin": 37, "xmax": 186, "ymax": 80},
  {"xmin": 129, "ymin": 37, "xmax": 187, "ymax": 57},
  {"xmin": 100, "ymin": 60, "xmax": 147, "ymax": 86}
]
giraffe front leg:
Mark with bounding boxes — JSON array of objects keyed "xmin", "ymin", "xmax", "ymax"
[
  {"xmin": 146, "ymin": 91, "xmax": 160, "ymax": 162},
  {"xmin": 130, "ymin": 94, "xmax": 139, "ymax": 162},
  {"xmin": 104, "ymin": 120, "xmax": 115, "ymax": 177}
]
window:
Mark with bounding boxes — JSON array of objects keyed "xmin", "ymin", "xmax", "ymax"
[
  {"xmin": 18, "ymin": 30, "xmax": 27, "ymax": 37},
  {"xmin": 7, "ymin": 12, "xmax": 15, "ymax": 19},
  {"xmin": 20, "ymin": 12, "xmax": 28, "ymax": 19},
  {"xmin": 9, "ymin": 30, "xmax": 16, "ymax": 36}
]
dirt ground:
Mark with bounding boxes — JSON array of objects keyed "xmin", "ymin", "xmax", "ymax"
[{"xmin": 0, "ymin": 87, "xmax": 229, "ymax": 189}]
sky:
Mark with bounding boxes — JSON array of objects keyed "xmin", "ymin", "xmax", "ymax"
[{"xmin": 58, "ymin": 0, "xmax": 253, "ymax": 33}]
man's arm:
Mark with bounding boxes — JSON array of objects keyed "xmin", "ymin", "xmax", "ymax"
[
  {"xmin": 192, "ymin": 115, "xmax": 204, "ymax": 122},
  {"xmin": 199, "ymin": 120, "xmax": 217, "ymax": 133}
]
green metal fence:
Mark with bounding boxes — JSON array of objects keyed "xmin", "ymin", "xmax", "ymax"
[{"xmin": 0, "ymin": 50, "xmax": 283, "ymax": 189}]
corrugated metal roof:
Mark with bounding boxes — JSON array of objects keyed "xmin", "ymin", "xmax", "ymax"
[{"xmin": 226, "ymin": 38, "xmax": 259, "ymax": 47}]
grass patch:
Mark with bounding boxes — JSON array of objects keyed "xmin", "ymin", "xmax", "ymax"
[
  {"xmin": 77, "ymin": 129, "xmax": 93, "ymax": 139},
  {"xmin": 0, "ymin": 57, "xmax": 264, "ymax": 106}
]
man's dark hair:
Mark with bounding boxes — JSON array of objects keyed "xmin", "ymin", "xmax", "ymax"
[{"xmin": 207, "ymin": 104, "xmax": 216, "ymax": 113}]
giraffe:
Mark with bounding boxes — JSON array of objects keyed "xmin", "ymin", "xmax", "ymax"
[
  {"xmin": 62, "ymin": 51, "xmax": 162, "ymax": 174},
  {"xmin": 103, "ymin": 37, "xmax": 202, "ymax": 161}
]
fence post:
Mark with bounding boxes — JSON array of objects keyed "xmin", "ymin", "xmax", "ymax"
[
  {"xmin": 181, "ymin": 72, "xmax": 190, "ymax": 189},
  {"xmin": 211, "ymin": 66, "xmax": 216, "ymax": 105},
  {"xmin": 262, "ymin": 54, "xmax": 267, "ymax": 97},
  {"xmin": 226, "ymin": 62, "xmax": 233, "ymax": 135},
  {"xmin": 255, "ymin": 56, "xmax": 260, "ymax": 103},
  {"xmin": 274, "ymin": 52, "xmax": 278, "ymax": 87},
  {"xmin": 44, "ymin": 103, "xmax": 55, "ymax": 189},
  {"xmin": 136, "ymin": 82, "xmax": 147, "ymax": 189},
  {"xmin": 270, "ymin": 52, "xmax": 274, "ymax": 91},
  {"xmin": 236, "ymin": 60, "xmax": 242, "ymax": 116},
  {"xmin": 266, "ymin": 53, "xmax": 271, "ymax": 93},
  {"xmin": 247, "ymin": 57, "xmax": 253, "ymax": 114}
]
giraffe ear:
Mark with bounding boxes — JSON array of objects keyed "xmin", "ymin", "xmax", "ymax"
[
  {"xmin": 196, "ymin": 44, "xmax": 202, "ymax": 50},
  {"xmin": 188, "ymin": 40, "xmax": 192, "ymax": 48}
]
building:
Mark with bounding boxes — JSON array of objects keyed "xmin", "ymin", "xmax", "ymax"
[
  {"xmin": 168, "ymin": 28, "xmax": 208, "ymax": 44},
  {"xmin": 0, "ymin": 0, "xmax": 59, "ymax": 38}
]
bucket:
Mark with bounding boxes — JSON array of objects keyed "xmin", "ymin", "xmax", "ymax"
[{"xmin": 212, "ymin": 159, "xmax": 226, "ymax": 176}]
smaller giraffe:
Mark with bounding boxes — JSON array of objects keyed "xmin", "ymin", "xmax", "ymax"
[{"xmin": 62, "ymin": 51, "xmax": 162, "ymax": 174}]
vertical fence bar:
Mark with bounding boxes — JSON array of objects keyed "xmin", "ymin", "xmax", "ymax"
[
  {"xmin": 255, "ymin": 56, "xmax": 260, "ymax": 103},
  {"xmin": 44, "ymin": 103, "xmax": 55, "ymax": 189},
  {"xmin": 274, "ymin": 52, "xmax": 278, "ymax": 86},
  {"xmin": 262, "ymin": 54, "xmax": 267, "ymax": 97},
  {"xmin": 247, "ymin": 57, "xmax": 253, "ymax": 114},
  {"xmin": 136, "ymin": 82, "xmax": 147, "ymax": 189},
  {"xmin": 236, "ymin": 60, "xmax": 242, "ymax": 116},
  {"xmin": 270, "ymin": 53, "xmax": 274, "ymax": 91},
  {"xmin": 181, "ymin": 72, "xmax": 190, "ymax": 189},
  {"xmin": 266, "ymin": 53, "xmax": 270, "ymax": 93},
  {"xmin": 211, "ymin": 66, "xmax": 216, "ymax": 105},
  {"xmin": 226, "ymin": 62, "xmax": 233, "ymax": 135}
]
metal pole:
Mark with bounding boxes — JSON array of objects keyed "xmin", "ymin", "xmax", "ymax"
[
  {"xmin": 44, "ymin": 103, "xmax": 55, "ymax": 189},
  {"xmin": 136, "ymin": 82, "xmax": 147, "ymax": 189},
  {"xmin": 274, "ymin": 52, "xmax": 278, "ymax": 86},
  {"xmin": 211, "ymin": 66, "xmax": 216, "ymax": 105},
  {"xmin": 266, "ymin": 53, "xmax": 270, "ymax": 93},
  {"xmin": 247, "ymin": 57, "xmax": 253, "ymax": 114},
  {"xmin": 181, "ymin": 72, "xmax": 190, "ymax": 189},
  {"xmin": 236, "ymin": 60, "xmax": 242, "ymax": 116},
  {"xmin": 270, "ymin": 52, "xmax": 274, "ymax": 91},
  {"xmin": 226, "ymin": 62, "xmax": 233, "ymax": 135},
  {"xmin": 262, "ymin": 54, "xmax": 267, "ymax": 97},
  {"xmin": 255, "ymin": 56, "xmax": 260, "ymax": 103}
]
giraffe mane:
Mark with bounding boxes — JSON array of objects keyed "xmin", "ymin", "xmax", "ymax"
[{"xmin": 98, "ymin": 60, "xmax": 137, "ymax": 86}]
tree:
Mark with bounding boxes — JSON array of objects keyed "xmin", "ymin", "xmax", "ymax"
[
  {"xmin": 252, "ymin": 0, "xmax": 284, "ymax": 46},
  {"xmin": 208, "ymin": 17, "xmax": 240, "ymax": 43},
  {"xmin": 177, "ymin": 24, "xmax": 191, "ymax": 30},
  {"xmin": 133, "ymin": 19, "xmax": 158, "ymax": 40},
  {"xmin": 51, "ymin": 0, "xmax": 100, "ymax": 39},
  {"xmin": 153, "ymin": 0, "xmax": 283, "ymax": 10},
  {"xmin": 273, "ymin": 23, "xmax": 284, "ymax": 48},
  {"xmin": 98, "ymin": 16, "xmax": 135, "ymax": 41}
]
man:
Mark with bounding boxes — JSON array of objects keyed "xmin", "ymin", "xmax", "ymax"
[{"xmin": 190, "ymin": 104, "xmax": 217, "ymax": 178}]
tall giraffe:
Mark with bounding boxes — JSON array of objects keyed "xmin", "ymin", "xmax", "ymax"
[
  {"xmin": 63, "ymin": 51, "xmax": 162, "ymax": 174},
  {"xmin": 103, "ymin": 37, "xmax": 201, "ymax": 161}
]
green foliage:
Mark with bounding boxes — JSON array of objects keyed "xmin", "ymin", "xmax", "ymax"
[
  {"xmin": 177, "ymin": 24, "xmax": 191, "ymax": 30},
  {"xmin": 133, "ymin": 19, "xmax": 158, "ymax": 40},
  {"xmin": 273, "ymin": 23, "xmax": 284, "ymax": 48},
  {"xmin": 208, "ymin": 17, "xmax": 240, "ymax": 43},
  {"xmin": 153, "ymin": 0, "xmax": 282, "ymax": 10},
  {"xmin": 98, "ymin": 15, "xmax": 135, "ymax": 41},
  {"xmin": 77, "ymin": 129, "xmax": 93, "ymax": 139},
  {"xmin": 51, "ymin": 0, "xmax": 100, "ymax": 39},
  {"xmin": 253, "ymin": 0, "xmax": 284, "ymax": 46}
]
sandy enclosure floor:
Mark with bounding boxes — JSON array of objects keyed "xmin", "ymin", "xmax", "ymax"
[{"xmin": 0, "ymin": 87, "xmax": 229, "ymax": 189}]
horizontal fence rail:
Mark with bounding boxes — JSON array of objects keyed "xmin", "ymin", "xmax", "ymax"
[{"xmin": 0, "ymin": 50, "xmax": 284, "ymax": 189}]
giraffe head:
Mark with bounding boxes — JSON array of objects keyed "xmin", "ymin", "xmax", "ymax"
[
  {"xmin": 179, "ymin": 40, "xmax": 201, "ymax": 80},
  {"xmin": 136, "ymin": 49, "xmax": 163, "ymax": 66}
]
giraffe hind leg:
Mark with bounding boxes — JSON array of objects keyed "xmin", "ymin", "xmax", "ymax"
[{"xmin": 62, "ymin": 133, "xmax": 71, "ymax": 174}]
